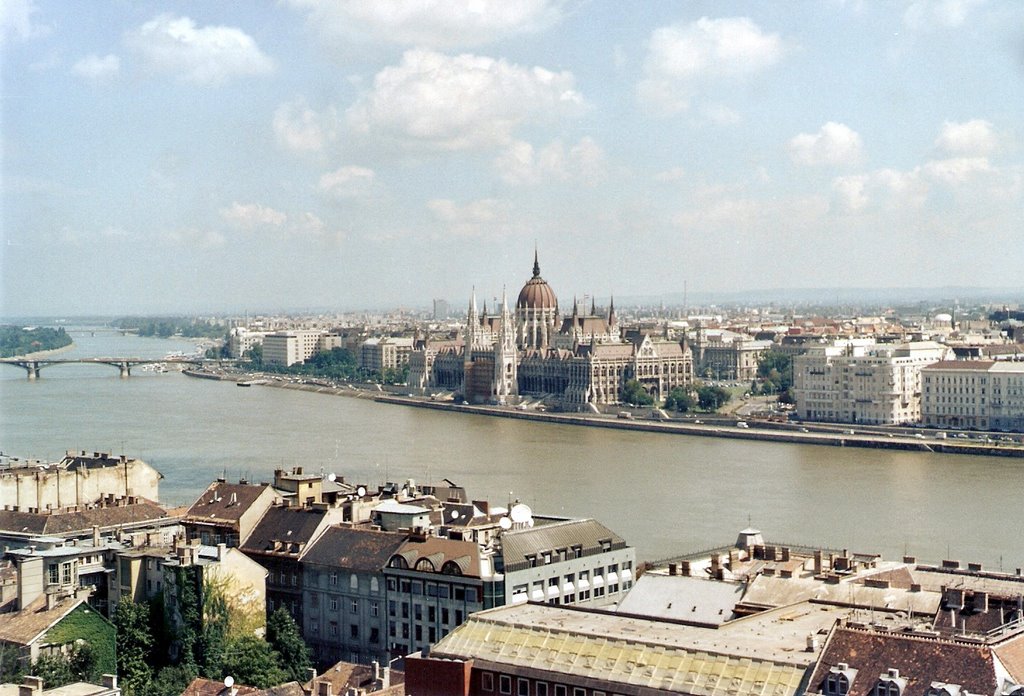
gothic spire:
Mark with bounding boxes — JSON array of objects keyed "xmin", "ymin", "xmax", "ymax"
[{"xmin": 532, "ymin": 248, "xmax": 541, "ymax": 278}]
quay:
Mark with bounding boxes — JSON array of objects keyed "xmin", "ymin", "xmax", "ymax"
[{"xmin": 183, "ymin": 369, "xmax": 1024, "ymax": 458}]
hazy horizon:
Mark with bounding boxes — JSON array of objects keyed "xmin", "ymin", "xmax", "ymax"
[{"xmin": 3, "ymin": 2, "xmax": 1023, "ymax": 316}]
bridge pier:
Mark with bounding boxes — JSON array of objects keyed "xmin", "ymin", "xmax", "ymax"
[
  {"xmin": 26, "ymin": 361, "xmax": 40, "ymax": 380},
  {"xmin": 119, "ymin": 361, "xmax": 131, "ymax": 378}
]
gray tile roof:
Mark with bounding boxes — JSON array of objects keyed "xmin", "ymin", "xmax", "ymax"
[
  {"xmin": 302, "ymin": 525, "xmax": 407, "ymax": 572},
  {"xmin": 500, "ymin": 518, "xmax": 627, "ymax": 571}
]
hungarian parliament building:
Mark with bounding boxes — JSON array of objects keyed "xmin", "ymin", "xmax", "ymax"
[{"xmin": 408, "ymin": 253, "xmax": 695, "ymax": 409}]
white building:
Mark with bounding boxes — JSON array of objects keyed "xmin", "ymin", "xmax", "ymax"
[
  {"xmin": 263, "ymin": 330, "xmax": 327, "ymax": 367},
  {"xmin": 794, "ymin": 341, "xmax": 949, "ymax": 424},
  {"xmin": 921, "ymin": 360, "xmax": 1024, "ymax": 431},
  {"xmin": 227, "ymin": 327, "xmax": 268, "ymax": 359},
  {"xmin": 358, "ymin": 337, "xmax": 415, "ymax": 374}
]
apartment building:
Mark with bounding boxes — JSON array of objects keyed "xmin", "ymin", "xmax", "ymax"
[
  {"xmin": 921, "ymin": 360, "xmax": 1024, "ymax": 431},
  {"xmin": 794, "ymin": 341, "xmax": 948, "ymax": 424},
  {"xmin": 263, "ymin": 330, "xmax": 329, "ymax": 367}
]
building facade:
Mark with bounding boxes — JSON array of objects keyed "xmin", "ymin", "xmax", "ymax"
[
  {"xmin": 794, "ymin": 341, "xmax": 949, "ymax": 424},
  {"xmin": 921, "ymin": 360, "xmax": 1024, "ymax": 431}
]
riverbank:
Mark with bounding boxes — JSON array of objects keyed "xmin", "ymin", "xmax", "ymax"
[
  {"xmin": 184, "ymin": 369, "xmax": 1024, "ymax": 459},
  {"xmin": 7, "ymin": 342, "xmax": 76, "ymax": 360}
]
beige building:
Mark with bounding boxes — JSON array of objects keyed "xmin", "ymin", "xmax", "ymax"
[
  {"xmin": 794, "ymin": 341, "xmax": 949, "ymax": 424},
  {"xmin": 227, "ymin": 327, "xmax": 268, "ymax": 359},
  {"xmin": 263, "ymin": 330, "xmax": 330, "ymax": 367},
  {"xmin": 692, "ymin": 329, "xmax": 771, "ymax": 381},
  {"xmin": 921, "ymin": 360, "xmax": 1024, "ymax": 431},
  {"xmin": 358, "ymin": 337, "xmax": 415, "ymax": 375},
  {"xmin": 0, "ymin": 451, "xmax": 161, "ymax": 515}
]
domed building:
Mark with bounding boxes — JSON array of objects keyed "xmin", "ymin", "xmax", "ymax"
[
  {"xmin": 407, "ymin": 250, "xmax": 694, "ymax": 408},
  {"xmin": 516, "ymin": 252, "xmax": 560, "ymax": 350}
]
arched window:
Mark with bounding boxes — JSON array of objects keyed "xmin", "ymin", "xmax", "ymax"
[
  {"xmin": 350, "ymin": 574, "xmax": 359, "ymax": 590},
  {"xmin": 389, "ymin": 555, "xmax": 408, "ymax": 570}
]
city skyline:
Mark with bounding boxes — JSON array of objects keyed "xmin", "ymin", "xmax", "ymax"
[{"xmin": 3, "ymin": 1, "xmax": 1023, "ymax": 316}]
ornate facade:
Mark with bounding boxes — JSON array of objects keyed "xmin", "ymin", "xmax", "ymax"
[{"xmin": 408, "ymin": 253, "xmax": 694, "ymax": 409}]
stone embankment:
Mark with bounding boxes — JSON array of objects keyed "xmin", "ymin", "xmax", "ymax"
[{"xmin": 183, "ymin": 369, "xmax": 1024, "ymax": 459}]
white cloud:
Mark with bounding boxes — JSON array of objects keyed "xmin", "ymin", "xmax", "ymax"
[
  {"xmin": 126, "ymin": 14, "xmax": 274, "ymax": 86},
  {"xmin": 639, "ymin": 16, "xmax": 784, "ymax": 115},
  {"xmin": 831, "ymin": 175, "xmax": 871, "ymax": 212},
  {"xmin": 319, "ymin": 166, "xmax": 377, "ymax": 199},
  {"xmin": 292, "ymin": 212, "xmax": 326, "ymax": 236},
  {"xmin": 220, "ymin": 202, "xmax": 288, "ymax": 229},
  {"xmin": 348, "ymin": 49, "xmax": 583, "ymax": 151},
  {"xmin": 904, "ymin": 0, "xmax": 985, "ymax": 29},
  {"xmin": 427, "ymin": 198, "xmax": 509, "ymax": 237},
  {"xmin": 935, "ymin": 119, "xmax": 998, "ymax": 155},
  {"xmin": 162, "ymin": 227, "xmax": 226, "ymax": 248},
  {"xmin": 788, "ymin": 122, "xmax": 864, "ymax": 166},
  {"xmin": 923, "ymin": 156, "xmax": 993, "ymax": 185},
  {"xmin": 286, "ymin": 0, "xmax": 562, "ymax": 49},
  {"xmin": 273, "ymin": 99, "xmax": 339, "ymax": 154},
  {"xmin": 654, "ymin": 167, "xmax": 687, "ymax": 182},
  {"xmin": 71, "ymin": 54, "xmax": 121, "ymax": 81},
  {"xmin": 1, "ymin": 0, "xmax": 49, "ymax": 45},
  {"xmin": 495, "ymin": 137, "xmax": 606, "ymax": 186},
  {"xmin": 700, "ymin": 103, "xmax": 742, "ymax": 125}
]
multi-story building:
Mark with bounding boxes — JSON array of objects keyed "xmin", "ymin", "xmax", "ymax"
[
  {"xmin": 263, "ymin": 330, "xmax": 328, "ymax": 367},
  {"xmin": 383, "ymin": 534, "xmax": 501, "ymax": 659},
  {"xmin": 408, "ymin": 252, "xmax": 694, "ymax": 409},
  {"xmin": 240, "ymin": 503, "xmax": 345, "ymax": 625},
  {"xmin": 227, "ymin": 327, "xmax": 268, "ymax": 359},
  {"xmin": 692, "ymin": 329, "xmax": 772, "ymax": 381},
  {"xmin": 794, "ymin": 341, "xmax": 949, "ymax": 424},
  {"xmin": 302, "ymin": 526, "xmax": 406, "ymax": 667},
  {"xmin": 498, "ymin": 518, "xmax": 635, "ymax": 608},
  {"xmin": 921, "ymin": 360, "xmax": 1024, "ymax": 431},
  {"xmin": 183, "ymin": 480, "xmax": 282, "ymax": 548},
  {"xmin": 359, "ymin": 337, "xmax": 415, "ymax": 375}
]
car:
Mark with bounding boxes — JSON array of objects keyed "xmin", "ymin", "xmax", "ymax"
[
  {"xmin": 736, "ymin": 421, "xmax": 749, "ymax": 428},
  {"xmin": 800, "ymin": 427, "xmax": 809, "ymax": 432},
  {"xmin": 843, "ymin": 429, "xmax": 855, "ymax": 435}
]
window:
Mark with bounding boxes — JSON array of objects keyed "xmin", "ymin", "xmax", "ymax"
[
  {"xmin": 554, "ymin": 686, "xmax": 567, "ymax": 696},
  {"xmin": 329, "ymin": 621, "xmax": 338, "ymax": 636},
  {"xmin": 350, "ymin": 574, "xmax": 359, "ymax": 590},
  {"xmin": 536, "ymin": 684, "xmax": 548, "ymax": 696},
  {"xmin": 330, "ymin": 572, "xmax": 338, "ymax": 585},
  {"xmin": 329, "ymin": 598, "xmax": 339, "ymax": 611},
  {"xmin": 574, "ymin": 689, "xmax": 585, "ymax": 696},
  {"xmin": 369, "ymin": 627, "xmax": 379, "ymax": 644},
  {"xmin": 499, "ymin": 675, "xmax": 512, "ymax": 695},
  {"xmin": 350, "ymin": 624, "xmax": 359, "ymax": 639},
  {"xmin": 370, "ymin": 577, "xmax": 379, "ymax": 593},
  {"xmin": 350, "ymin": 600, "xmax": 359, "ymax": 614},
  {"xmin": 62, "ymin": 563, "xmax": 72, "ymax": 585},
  {"xmin": 518, "ymin": 679, "xmax": 530, "ymax": 696},
  {"xmin": 370, "ymin": 601, "xmax": 379, "ymax": 617},
  {"xmin": 481, "ymin": 673, "xmax": 494, "ymax": 692},
  {"xmin": 48, "ymin": 564, "xmax": 59, "ymax": 585},
  {"xmin": 310, "ymin": 622, "xmax": 318, "ymax": 634}
]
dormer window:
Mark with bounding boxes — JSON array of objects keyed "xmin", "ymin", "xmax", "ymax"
[
  {"xmin": 926, "ymin": 683, "xmax": 961, "ymax": 696},
  {"xmin": 875, "ymin": 669, "xmax": 906, "ymax": 696},
  {"xmin": 826, "ymin": 663, "xmax": 857, "ymax": 696}
]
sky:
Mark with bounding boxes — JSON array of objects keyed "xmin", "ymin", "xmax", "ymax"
[{"xmin": 2, "ymin": 1, "xmax": 1023, "ymax": 316}]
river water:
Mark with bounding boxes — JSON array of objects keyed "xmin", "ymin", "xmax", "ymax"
[{"xmin": 1, "ymin": 328, "xmax": 1021, "ymax": 568}]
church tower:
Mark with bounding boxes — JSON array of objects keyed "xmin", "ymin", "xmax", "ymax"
[{"xmin": 493, "ymin": 288, "xmax": 518, "ymax": 404}]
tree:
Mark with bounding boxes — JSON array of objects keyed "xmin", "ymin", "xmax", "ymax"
[
  {"xmin": 266, "ymin": 608, "xmax": 311, "ymax": 683},
  {"xmin": 220, "ymin": 637, "xmax": 286, "ymax": 689},
  {"xmin": 664, "ymin": 387, "xmax": 695, "ymax": 413},
  {"xmin": 244, "ymin": 343, "xmax": 263, "ymax": 368},
  {"xmin": 114, "ymin": 599, "xmax": 153, "ymax": 695},
  {"xmin": 697, "ymin": 385, "xmax": 731, "ymax": 411},
  {"xmin": 755, "ymin": 351, "xmax": 793, "ymax": 397},
  {"xmin": 149, "ymin": 665, "xmax": 196, "ymax": 696},
  {"xmin": 621, "ymin": 379, "xmax": 654, "ymax": 406}
]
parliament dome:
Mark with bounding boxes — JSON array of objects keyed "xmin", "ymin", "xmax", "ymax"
[{"xmin": 517, "ymin": 253, "xmax": 558, "ymax": 311}]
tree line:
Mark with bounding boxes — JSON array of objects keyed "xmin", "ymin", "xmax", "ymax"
[{"xmin": 0, "ymin": 325, "xmax": 72, "ymax": 358}]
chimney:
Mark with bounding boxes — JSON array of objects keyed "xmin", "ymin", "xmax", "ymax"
[
  {"xmin": 317, "ymin": 681, "xmax": 332, "ymax": 696},
  {"xmin": 217, "ymin": 543, "xmax": 226, "ymax": 561},
  {"xmin": 102, "ymin": 675, "xmax": 118, "ymax": 690},
  {"xmin": 679, "ymin": 560, "xmax": 692, "ymax": 577},
  {"xmin": 307, "ymin": 669, "xmax": 317, "ymax": 682},
  {"xmin": 19, "ymin": 676, "xmax": 43, "ymax": 696},
  {"xmin": 92, "ymin": 525, "xmax": 100, "ymax": 547},
  {"xmin": 902, "ymin": 556, "xmax": 916, "ymax": 564},
  {"xmin": 669, "ymin": 563, "xmax": 677, "ymax": 576},
  {"xmin": 781, "ymin": 547, "xmax": 791, "ymax": 562},
  {"xmin": 814, "ymin": 550, "xmax": 823, "ymax": 574}
]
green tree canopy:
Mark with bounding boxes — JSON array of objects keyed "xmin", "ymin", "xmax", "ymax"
[
  {"xmin": 221, "ymin": 637, "xmax": 287, "ymax": 689},
  {"xmin": 621, "ymin": 379, "xmax": 654, "ymax": 406},
  {"xmin": 113, "ymin": 599, "xmax": 153, "ymax": 695},
  {"xmin": 664, "ymin": 387, "xmax": 695, "ymax": 412},
  {"xmin": 697, "ymin": 385, "xmax": 732, "ymax": 411},
  {"xmin": 266, "ymin": 608, "xmax": 311, "ymax": 683}
]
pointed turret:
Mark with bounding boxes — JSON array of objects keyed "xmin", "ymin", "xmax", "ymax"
[
  {"xmin": 608, "ymin": 295, "xmax": 616, "ymax": 326},
  {"xmin": 532, "ymin": 248, "xmax": 541, "ymax": 278},
  {"xmin": 590, "ymin": 296, "xmax": 596, "ymax": 316}
]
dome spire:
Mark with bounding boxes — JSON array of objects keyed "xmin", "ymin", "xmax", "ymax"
[{"xmin": 532, "ymin": 248, "xmax": 541, "ymax": 278}]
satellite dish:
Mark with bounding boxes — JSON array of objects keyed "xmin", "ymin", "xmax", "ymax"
[
  {"xmin": 499, "ymin": 517, "xmax": 513, "ymax": 530},
  {"xmin": 357, "ymin": 486, "xmax": 367, "ymax": 497},
  {"xmin": 510, "ymin": 504, "xmax": 532, "ymax": 524},
  {"xmin": 327, "ymin": 473, "xmax": 336, "ymax": 482},
  {"xmin": 224, "ymin": 676, "xmax": 235, "ymax": 688}
]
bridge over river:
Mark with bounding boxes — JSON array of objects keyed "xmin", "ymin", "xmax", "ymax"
[{"xmin": 0, "ymin": 356, "xmax": 219, "ymax": 379}]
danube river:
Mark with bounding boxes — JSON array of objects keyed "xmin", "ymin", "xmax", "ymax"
[{"xmin": 1, "ymin": 328, "xmax": 1021, "ymax": 568}]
